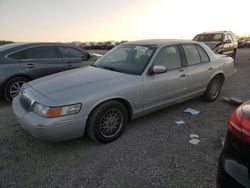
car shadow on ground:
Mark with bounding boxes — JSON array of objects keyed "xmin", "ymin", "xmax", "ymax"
[{"xmin": 0, "ymin": 99, "xmax": 8, "ymax": 107}]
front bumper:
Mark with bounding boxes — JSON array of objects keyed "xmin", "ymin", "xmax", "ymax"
[{"xmin": 12, "ymin": 95, "xmax": 88, "ymax": 142}]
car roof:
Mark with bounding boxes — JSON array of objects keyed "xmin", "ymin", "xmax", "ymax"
[
  {"xmin": 126, "ymin": 39, "xmax": 197, "ymax": 47},
  {"xmin": 197, "ymin": 31, "xmax": 234, "ymax": 35}
]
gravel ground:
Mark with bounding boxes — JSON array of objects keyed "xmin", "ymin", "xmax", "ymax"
[{"xmin": 0, "ymin": 49, "xmax": 250, "ymax": 188}]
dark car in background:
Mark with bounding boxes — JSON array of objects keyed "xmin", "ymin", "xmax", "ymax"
[
  {"xmin": 238, "ymin": 38, "xmax": 247, "ymax": 48},
  {"xmin": 193, "ymin": 31, "xmax": 238, "ymax": 59},
  {"xmin": 103, "ymin": 41, "xmax": 116, "ymax": 50},
  {"xmin": 0, "ymin": 42, "xmax": 95, "ymax": 102},
  {"xmin": 217, "ymin": 101, "xmax": 250, "ymax": 188}
]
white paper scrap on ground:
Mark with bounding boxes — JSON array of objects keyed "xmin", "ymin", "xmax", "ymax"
[
  {"xmin": 190, "ymin": 134, "xmax": 199, "ymax": 139},
  {"xmin": 184, "ymin": 108, "xmax": 200, "ymax": 115},
  {"xmin": 189, "ymin": 138, "xmax": 200, "ymax": 145},
  {"xmin": 175, "ymin": 120, "xmax": 185, "ymax": 125}
]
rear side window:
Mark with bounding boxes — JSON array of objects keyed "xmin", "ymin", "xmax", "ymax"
[
  {"xmin": 196, "ymin": 45, "xmax": 210, "ymax": 62},
  {"xmin": 7, "ymin": 50, "xmax": 25, "ymax": 60},
  {"xmin": 154, "ymin": 46, "xmax": 182, "ymax": 70},
  {"xmin": 58, "ymin": 46, "xmax": 87, "ymax": 58},
  {"xmin": 227, "ymin": 34, "xmax": 233, "ymax": 42},
  {"xmin": 23, "ymin": 46, "xmax": 59, "ymax": 59},
  {"xmin": 182, "ymin": 44, "xmax": 201, "ymax": 66}
]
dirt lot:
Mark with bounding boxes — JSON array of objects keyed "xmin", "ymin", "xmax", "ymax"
[{"xmin": 0, "ymin": 49, "xmax": 250, "ymax": 188}]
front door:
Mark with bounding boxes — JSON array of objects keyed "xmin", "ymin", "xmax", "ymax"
[{"xmin": 143, "ymin": 45, "xmax": 188, "ymax": 112}]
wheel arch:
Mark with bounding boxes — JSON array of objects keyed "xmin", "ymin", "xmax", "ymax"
[
  {"xmin": 1, "ymin": 74, "xmax": 32, "ymax": 95},
  {"xmin": 86, "ymin": 97, "xmax": 133, "ymax": 125},
  {"xmin": 209, "ymin": 72, "xmax": 225, "ymax": 84},
  {"xmin": 2, "ymin": 74, "xmax": 32, "ymax": 87}
]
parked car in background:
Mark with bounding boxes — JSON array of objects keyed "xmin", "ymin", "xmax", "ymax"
[
  {"xmin": 246, "ymin": 39, "xmax": 250, "ymax": 48},
  {"xmin": 79, "ymin": 42, "xmax": 91, "ymax": 50},
  {"xmin": 193, "ymin": 31, "xmax": 238, "ymax": 59},
  {"xmin": 13, "ymin": 39, "xmax": 235, "ymax": 143},
  {"xmin": 238, "ymin": 38, "xmax": 247, "ymax": 48},
  {"xmin": 103, "ymin": 41, "xmax": 116, "ymax": 50},
  {"xmin": 217, "ymin": 101, "xmax": 250, "ymax": 188},
  {"xmin": 0, "ymin": 42, "xmax": 96, "ymax": 102},
  {"xmin": 95, "ymin": 42, "xmax": 105, "ymax": 49}
]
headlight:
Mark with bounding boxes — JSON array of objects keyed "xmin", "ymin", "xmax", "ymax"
[{"xmin": 32, "ymin": 103, "xmax": 81, "ymax": 118}]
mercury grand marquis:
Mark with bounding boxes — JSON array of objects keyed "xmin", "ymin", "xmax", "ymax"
[{"xmin": 12, "ymin": 39, "xmax": 236, "ymax": 143}]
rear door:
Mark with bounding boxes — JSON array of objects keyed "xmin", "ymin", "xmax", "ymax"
[
  {"xmin": 181, "ymin": 44, "xmax": 214, "ymax": 95},
  {"xmin": 143, "ymin": 45, "xmax": 188, "ymax": 111},
  {"xmin": 20, "ymin": 46, "xmax": 66, "ymax": 79},
  {"xmin": 57, "ymin": 46, "xmax": 92, "ymax": 68}
]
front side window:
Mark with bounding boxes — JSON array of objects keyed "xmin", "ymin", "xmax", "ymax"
[
  {"xmin": 94, "ymin": 44, "xmax": 156, "ymax": 75},
  {"xmin": 227, "ymin": 34, "xmax": 233, "ymax": 42},
  {"xmin": 23, "ymin": 46, "xmax": 59, "ymax": 59},
  {"xmin": 182, "ymin": 44, "xmax": 201, "ymax": 66},
  {"xmin": 58, "ymin": 46, "xmax": 87, "ymax": 58},
  {"xmin": 153, "ymin": 46, "xmax": 182, "ymax": 70}
]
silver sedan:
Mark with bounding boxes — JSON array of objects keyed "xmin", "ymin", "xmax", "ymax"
[{"xmin": 12, "ymin": 39, "xmax": 236, "ymax": 143}]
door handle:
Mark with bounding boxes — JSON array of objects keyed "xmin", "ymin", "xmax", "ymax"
[
  {"xmin": 208, "ymin": 67, "xmax": 213, "ymax": 71},
  {"xmin": 180, "ymin": 74, "xmax": 186, "ymax": 78},
  {"xmin": 67, "ymin": 62, "xmax": 73, "ymax": 67},
  {"xmin": 179, "ymin": 69, "xmax": 185, "ymax": 72},
  {"xmin": 24, "ymin": 63, "xmax": 35, "ymax": 68}
]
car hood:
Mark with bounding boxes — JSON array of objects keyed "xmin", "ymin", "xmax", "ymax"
[
  {"xmin": 203, "ymin": 41, "xmax": 221, "ymax": 50},
  {"xmin": 27, "ymin": 66, "xmax": 136, "ymax": 103}
]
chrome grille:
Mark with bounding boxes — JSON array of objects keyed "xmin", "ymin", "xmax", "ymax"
[{"xmin": 20, "ymin": 93, "xmax": 32, "ymax": 111}]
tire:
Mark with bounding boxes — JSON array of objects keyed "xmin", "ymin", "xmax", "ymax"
[
  {"xmin": 87, "ymin": 100, "xmax": 128, "ymax": 143},
  {"xmin": 4, "ymin": 77, "xmax": 30, "ymax": 102},
  {"xmin": 232, "ymin": 49, "xmax": 237, "ymax": 60},
  {"xmin": 203, "ymin": 76, "xmax": 222, "ymax": 102}
]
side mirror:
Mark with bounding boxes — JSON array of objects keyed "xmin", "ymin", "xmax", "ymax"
[
  {"xmin": 224, "ymin": 39, "xmax": 231, "ymax": 44},
  {"xmin": 152, "ymin": 65, "xmax": 167, "ymax": 74}
]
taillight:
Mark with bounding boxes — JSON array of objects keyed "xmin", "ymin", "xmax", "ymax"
[{"xmin": 227, "ymin": 103, "xmax": 250, "ymax": 144}]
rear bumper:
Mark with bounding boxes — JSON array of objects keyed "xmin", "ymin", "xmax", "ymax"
[
  {"xmin": 217, "ymin": 133, "xmax": 250, "ymax": 188},
  {"xmin": 12, "ymin": 95, "xmax": 87, "ymax": 142},
  {"xmin": 217, "ymin": 153, "xmax": 250, "ymax": 188}
]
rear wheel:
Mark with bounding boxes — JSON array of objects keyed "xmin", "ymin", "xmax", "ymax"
[
  {"xmin": 4, "ymin": 77, "xmax": 30, "ymax": 102},
  {"xmin": 203, "ymin": 76, "xmax": 222, "ymax": 102},
  {"xmin": 232, "ymin": 49, "xmax": 237, "ymax": 60},
  {"xmin": 87, "ymin": 100, "xmax": 128, "ymax": 143}
]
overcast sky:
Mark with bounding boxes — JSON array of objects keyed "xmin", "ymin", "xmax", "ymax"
[{"xmin": 0, "ymin": 0, "xmax": 249, "ymax": 42}]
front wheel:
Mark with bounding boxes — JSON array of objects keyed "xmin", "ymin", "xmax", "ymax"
[
  {"xmin": 86, "ymin": 101, "xmax": 128, "ymax": 143},
  {"xmin": 4, "ymin": 77, "xmax": 29, "ymax": 102},
  {"xmin": 203, "ymin": 76, "xmax": 222, "ymax": 102}
]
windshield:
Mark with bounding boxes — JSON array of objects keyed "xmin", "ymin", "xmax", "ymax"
[
  {"xmin": 193, "ymin": 33, "xmax": 223, "ymax": 42},
  {"xmin": 94, "ymin": 44, "xmax": 156, "ymax": 75}
]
